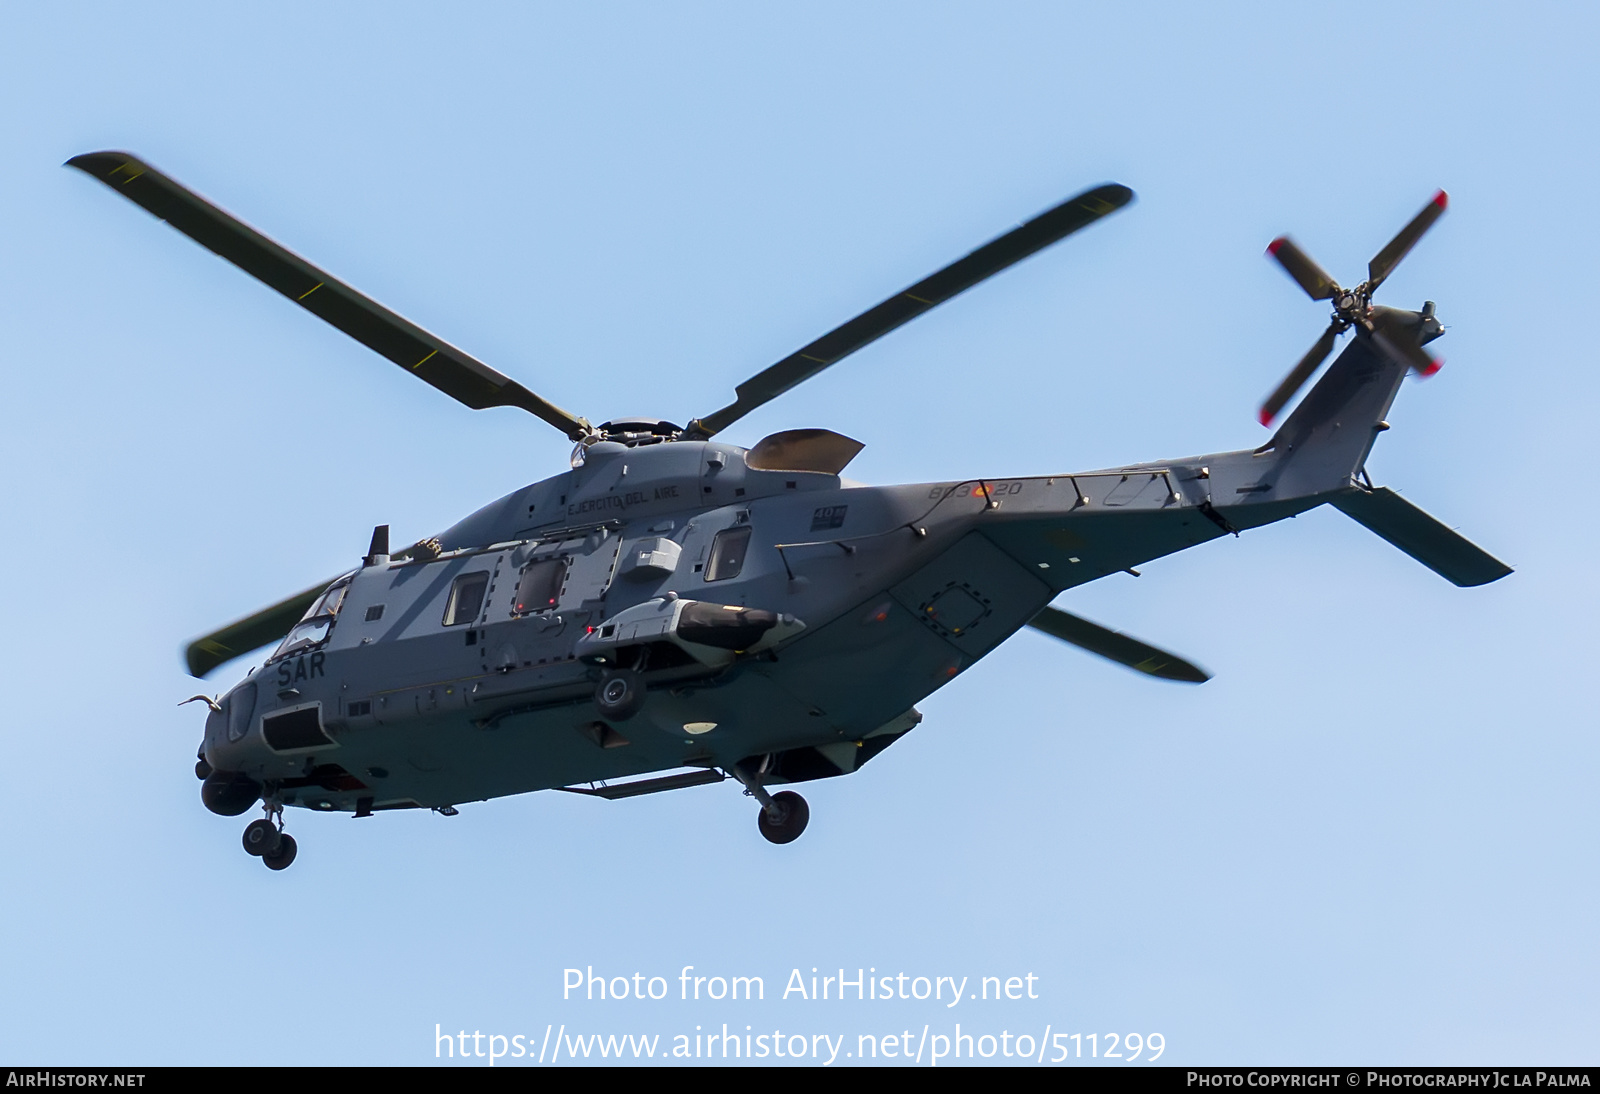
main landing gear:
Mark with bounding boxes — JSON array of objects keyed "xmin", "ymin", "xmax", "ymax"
[
  {"xmin": 594, "ymin": 667, "xmax": 645, "ymax": 721},
  {"xmin": 241, "ymin": 804, "xmax": 298, "ymax": 871},
  {"xmin": 758, "ymin": 792, "xmax": 810, "ymax": 845},
  {"xmin": 727, "ymin": 762, "xmax": 810, "ymax": 845}
]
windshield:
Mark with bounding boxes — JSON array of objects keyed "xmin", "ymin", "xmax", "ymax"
[
  {"xmin": 299, "ymin": 580, "xmax": 349, "ymax": 623},
  {"xmin": 271, "ymin": 574, "xmax": 354, "ymax": 662}
]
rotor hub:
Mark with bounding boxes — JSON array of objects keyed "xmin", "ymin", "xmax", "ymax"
[{"xmin": 592, "ymin": 418, "xmax": 684, "ymax": 448}]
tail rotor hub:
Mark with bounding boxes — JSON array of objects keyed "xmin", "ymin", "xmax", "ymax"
[{"xmin": 1333, "ymin": 287, "xmax": 1370, "ymax": 323}]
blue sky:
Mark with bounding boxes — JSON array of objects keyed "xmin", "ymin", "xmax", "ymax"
[{"xmin": 1, "ymin": 2, "xmax": 1595, "ymax": 1066}]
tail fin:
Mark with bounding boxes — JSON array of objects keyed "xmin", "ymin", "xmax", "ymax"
[
  {"xmin": 1261, "ymin": 331, "xmax": 1408, "ymax": 499},
  {"xmin": 1331, "ymin": 486, "xmax": 1511, "ymax": 587}
]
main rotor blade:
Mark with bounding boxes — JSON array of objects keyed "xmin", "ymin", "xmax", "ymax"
[
  {"xmin": 1259, "ymin": 322, "xmax": 1342, "ymax": 426},
  {"xmin": 67, "ymin": 152, "xmax": 592, "ymax": 441},
  {"xmin": 183, "ymin": 581, "xmax": 331, "ymax": 678},
  {"xmin": 686, "ymin": 184, "xmax": 1134, "ymax": 439},
  {"xmin": 1266, "ymin": 236, "xmax": 1339, "ymax": 301},
  {"xmin": 1027, "ymin": 606, "xmax": 1210, "ymax": 684},
  {"xmin": 1367, "ymin": 190, "xmax": 1447, "ymax": 291}
]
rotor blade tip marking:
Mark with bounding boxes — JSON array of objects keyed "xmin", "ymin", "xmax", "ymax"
[
  {"xmin": 1258, "ymin": 408, "xmax": 1275, "ymax": 427},
  {"xmin": 1267, "ymin": 237, "xmax": 1286, "ymax": 256},
  {"xmin": 1419, "ymin": 357, "xmax": 1442, "ymax": 377},
  {"xmin": 1433, "ymin": 190, "xmax": 1449, "ymax": 209}
]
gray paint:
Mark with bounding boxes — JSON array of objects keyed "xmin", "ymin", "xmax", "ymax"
[{"xmin": 202, "ymin": 327, "xmax": 1508, "ymax": 821}]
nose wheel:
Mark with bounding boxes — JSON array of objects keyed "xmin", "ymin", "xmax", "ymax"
[
  {"xmin": 241, "ymin": 805, "xmax": 299, "ymax": 870},
  {"xmin": 261, "ymin": 834, "xmax": 298, "ymax": 871}
]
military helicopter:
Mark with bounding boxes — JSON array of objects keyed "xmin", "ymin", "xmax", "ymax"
[{"xmin": 69, "ymin": 153, "xmax": 1509, "ymax": 870}]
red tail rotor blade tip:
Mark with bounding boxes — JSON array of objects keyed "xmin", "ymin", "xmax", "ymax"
[
  {"xmin": 1267, "ymin": 237, "xmax": 1287, "ymax": 255},
  {"xmin": 1432, "ymin": 190, "xmax": 1448, "ymax": 209},
  {"xmin": 1258, "ymin": 407, "xmax": 1275, "ymax": 427},
  {"xmin": 1419, "ymin": 356, "xmax": 1443, "ymax": 377}
]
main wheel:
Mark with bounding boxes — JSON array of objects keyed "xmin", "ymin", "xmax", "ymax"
[
  {"xmin": 241, "ymin": 818, "xmax": 281, "ymax": 857},
  {"xmin": 594, "ymin": 668, "xmax": 645, "ymax": 721},
  {"xmin": 757, "ymin": 790, "xmax": 810, "ymax": 845},
  {"xmin": 262, "ymin": 834, "xmax": 298, "ymax": 871}
]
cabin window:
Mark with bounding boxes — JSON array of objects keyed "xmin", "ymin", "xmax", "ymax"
[
  {"xmin": 704, "ymin": 526, "xmax": 752, "ymax": 582},
  {"xmin": 443, "ymin": 571, "xmax": 490, "ymax": 626},
  {"xmin": 515, "ymin": 557, "xmax": 568, "ymax": 614}
]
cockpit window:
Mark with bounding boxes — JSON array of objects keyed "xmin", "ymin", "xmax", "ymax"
[
  {"xmin": 444, "ymin": 571, "xmax": 490, "ymax": 626},
  {"xmin": 273, "ymin": 618, "xmax": 333, "ymax": 660},
  {"xmin": 312, "ymin": 582, "xmax": 348, "ymax": 619},
  {"xmin": 705, "ymin": 526, "xmax": 752, "ymax": 582},
  {"xmin": 270, "ymin": 574, "xmax": 354, "ymax": 662}
]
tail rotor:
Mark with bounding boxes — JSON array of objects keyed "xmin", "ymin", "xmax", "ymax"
[{"xmin": 1259, "ymin": 191, "xmax": 1449, "ymax": 426}]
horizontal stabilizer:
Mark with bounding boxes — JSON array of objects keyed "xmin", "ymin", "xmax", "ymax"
[
  {"xmin": 1028, "ymin": 606, "xmax": 1210, "ymax": 683},
  {"xmin": 1331, "ymin": 487, "xmax": 1511, "ymax": 587}
]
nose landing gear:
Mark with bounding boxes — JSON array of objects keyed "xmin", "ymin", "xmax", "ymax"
[
  {"xmin": 241, "ymin": 804, "xmax": 299, "ymax": 871},
  {"xmin": 262, "ymin": 834, "xmax": 298, "ymax": 871}
]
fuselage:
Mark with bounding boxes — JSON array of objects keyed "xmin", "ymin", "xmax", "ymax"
[{"xmin": 200, "ymin": 431, "xmax": 1324, "ymax": 815}]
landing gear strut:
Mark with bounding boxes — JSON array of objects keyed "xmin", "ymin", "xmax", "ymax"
[
  {"xmin": 241, "ymin": 804, "xmax": 298, "ymax": 871},
  {"xmin": 727, "ymin": 761, "xmax": 810, "ymax": 845}
]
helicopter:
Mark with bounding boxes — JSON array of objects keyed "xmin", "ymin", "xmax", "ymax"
[{"xmin": 69, "ymin": 153, "xmax": 1510, "ymax": 870}]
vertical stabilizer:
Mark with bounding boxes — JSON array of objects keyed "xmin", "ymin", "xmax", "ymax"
[{"xmin": 1262, "ymin": 332, "xmax": 1408, "ymax": 500}]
